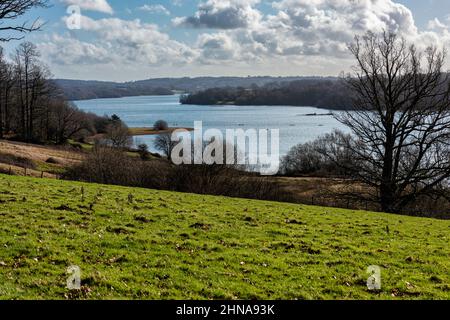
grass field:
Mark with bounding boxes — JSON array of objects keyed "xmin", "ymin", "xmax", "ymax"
[{"xmin": 0, "ymin": 174, "xmax": 448, "ymax": 300}]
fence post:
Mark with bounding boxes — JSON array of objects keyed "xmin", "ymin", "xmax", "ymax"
[
  {"xmin": 24, "ymin": 167, "xmax": 27, "ymax": 176},
  {"xmin": 41, "ymin": 171, "xmax": 44, "ymax": 178},
  {"xmin": 9, "ymin": 166, "xmax": 11, "ymax": 175}
]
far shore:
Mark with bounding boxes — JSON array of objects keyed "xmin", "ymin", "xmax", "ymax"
[{"xmin": 129, "ymin": 127, "xmax": 194, "ymax": 136}]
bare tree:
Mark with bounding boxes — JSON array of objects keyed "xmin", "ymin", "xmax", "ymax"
[
  {"xmin": 0, "ymin": 0, "xmax": 48, "ymax": 42},
  {"xmin": 51, "ymin": 100, "xmax": 92, "ymax": 144},
  {"xmin": 1, "ymin": 41, "xmax": 102, "ymax": 144},
  {"xmin": 14, "ymin": 41, "xmax": 49, "ymax": 141},
  {"xmin": 104, "ymin": 121, "xmax": 132, "ymax": 149},
  {"xmin": 0, "ymin": 47, "xmax": 15, "ymax": 138},
  {"xmin": 154, "ymin": 133, "xmax": 176, "ymax": 161},
  {"xmin": 336, "ymin": 31, "xmax": 450, "ymax": 213},
  {"xmin": 282, "ymin": 130, "xmax": 354, "ymax": 177}
]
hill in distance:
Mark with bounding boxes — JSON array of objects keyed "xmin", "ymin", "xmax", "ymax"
[{"xmin": 53, "ymin": 76, "xmax": 337, "ymax": 101}]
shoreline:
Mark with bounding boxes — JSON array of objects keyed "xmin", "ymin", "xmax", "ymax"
[{"xmin": 129, "ymin": 127, "xmax": 194, "ymax": 136}]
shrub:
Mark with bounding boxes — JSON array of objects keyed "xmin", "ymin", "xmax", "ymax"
[
  {"xmin": 167, "ymin": 164, "xmax": 291, "ymax": 202},
  {"xmin": 153, "ymin": 120, "xmax": 169, "ymax": 131},
  {"xmin": 63, "ymin": 146, "xmax": 168, "ymax": 188},
  {"xmin": 45, "ymin": 157, "xmax": 60, "ymax": 164},
  {"xmin": 103, "ymin": 122, "xmax": 132, "ymax": 149},
  {"xmin": 63, "ymin": 146, "xmax": 291, "ymax": 203},
  {"xmin": 281, "ymin": 130, "xmax": 354, "ymax": 177},
  {"xmin": 137, "ymin": 144, "xmax": 150, "ymax": 160}
]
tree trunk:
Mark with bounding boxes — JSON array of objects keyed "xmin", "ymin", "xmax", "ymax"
[
  {"xmin": 0, "ymin": 92, "xmax": 3, "ymax": 139},
  {"xmin": 25, "ymin": 63, "xmax": 29, "ymax": 141},
  {"xmin": 380, "ymin": 122, "xmax": 396, "ymax": 213},
  {"xmin": 4, "ymin": 88, "xmax": 9, "ymax": 134}
]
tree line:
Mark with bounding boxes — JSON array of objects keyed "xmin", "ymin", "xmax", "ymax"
[
  {"xmin": 180, "ymin": 79, "xmax": 353, "ymax": 110},
  {"xmin": 0, "ymin": 42, "xmax": 128, "ymax": 144},
  {"xmin": 54, "ymin": 79, "xmax": 173, "ymax": 101},
  {"xmin": 56, "ymin": 76, "xmax": 326, "ymax": 101},
  {"xmin": 0, "ymin": 0, "xmax": 120, "ymax": 144}
]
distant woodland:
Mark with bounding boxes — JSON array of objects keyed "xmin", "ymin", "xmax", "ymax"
[
  {"xmin": 54, "ymin": 76, "xmax": 335, "ymax": 101},
  {"xmin": 180, "ymin": 79, "xmax": 353, "ymax": 110},
  {"xmin": 53, "ymin": 79, "xmax": 173, "ymax": 100}
]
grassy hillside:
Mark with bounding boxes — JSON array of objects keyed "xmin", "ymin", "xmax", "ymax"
[
  {"xmin": 0, "ymin": 174, "xmax": 448, "ymax": 300},
  {"xmin": 0, "ymin": 140, "xmax": 83, "ymax": 178}
]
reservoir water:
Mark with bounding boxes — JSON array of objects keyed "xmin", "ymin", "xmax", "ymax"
[{"xmin": 74, "ymin": 94, "xmax": 348, "ymax": 156}]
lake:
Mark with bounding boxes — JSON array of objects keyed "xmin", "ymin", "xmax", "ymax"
[{"xmin": 74, "ymin": 95, "xmax": 348, "ymax": 156}]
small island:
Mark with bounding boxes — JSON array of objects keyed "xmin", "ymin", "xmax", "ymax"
[
  {"xmin": 129, "ymin": 127, "xmax": 194, "ymax": 136},
  {"xmin": 302, "ymin": 112, "xmax": 334, "ymax": 117}
]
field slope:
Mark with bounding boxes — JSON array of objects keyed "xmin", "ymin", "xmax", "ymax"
[{"xmin": 0, "ymin": 174, "xmax": 448, "ymax": 300}]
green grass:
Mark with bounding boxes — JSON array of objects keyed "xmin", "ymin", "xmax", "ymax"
[
  {"xmin": 35, "ymin": 162, "xmax": 67, "ymax": 175},
  {"xmin": 0, "ymin": 174, "xmax": 448, "ymax": 300},
  {"xmin": 67, "ymin": 139, "xmax": 93, "ymax": 151}
]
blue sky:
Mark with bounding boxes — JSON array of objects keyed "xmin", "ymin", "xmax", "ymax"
[
  {"xmin": 397, "ymin": 0, "xmax": 450, "ymax": 28},
  {"xmin": 22, "ymin": 1, "xmax": 450, "ymax": 41},
  {"xmin": 2, "ymin": 0, "xmax": 450, "ymax": 81}
]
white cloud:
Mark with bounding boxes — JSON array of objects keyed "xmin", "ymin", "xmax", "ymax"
[
  {"xmin": 172, "ymin": 0, "xmax": 183, "ymax": 7},
  {"xmin": 428, "ymin": 18, "xmax": 448, "ymax": 30},
  {"xmin": 173, "ymin": 0, "xmax": 262, "ymax": 29},
  {"xmin": 41, "ymin": 0, "xmax": 450, "ymax": 80},
  {"xmin": 197, "ymin": 33, "xmax": 236, "ymax": 62},
  {"xmin": 179, "ymin": 0, "xmax": 450, "ymax": 63},
  {"xmin": 261, "ymin": 0, "xmax": 419, "ymax": 56},
  {"xmin": 62, "ymin": 0, "xmax": 114, "ymax": 14},
  {"xmin": 426, "ymin": 17, "xmax": 450, "ymax": 53},
  {"xmin": 169, "ymin": 0, "xmax": 427, "ymax": 63},
  {"xmin": 38, "ymin": 34, "xmax": 113, "ymax": 65},
  {"xmin": 138, "ymin": 4, "xmax": 170, "ymax": 16},
  {"xmin": 41, "ymin": 15, "xmax": 197, "ymax": 70}
]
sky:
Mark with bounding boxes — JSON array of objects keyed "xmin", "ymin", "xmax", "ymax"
[{"xmin": 2, "ymin": 0, "xmax": 450, "ymax": 81}]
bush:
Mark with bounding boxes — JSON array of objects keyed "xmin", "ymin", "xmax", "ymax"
[
  {"xmin": 63, "ymin": 146, "xmax": 168, "ymax": 188},
  {"xmin": 92, "ymin": 115, "xmax": 112, "ymax": 134},
  {"xmin": 103, "ymin": 122, "xmax": 132, "ymax": 149},
  {"xmin": 45, "ymin": 157, "xmax": 60, "ymax": 164},
  {"xmin": 137, "ymin": 144, "xmax": 150, "ymax": 160},
  {"xmin": 167, "ymin": 164, "xmax": 291, "ymax": 202},
  {"xmin": 64, "ymin": 147, "xmax": 134, "ymax": 185},
  {"xmin": 63, "ymin": 146, "xmax": 291, "ymax": 203},
  {"xmin": 281, "ymin": 130, "xmax": 354, "ymax": 177},
  {"xmin": 154, "ymin": 120, "xmax": 169, "ymax": 131}
]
